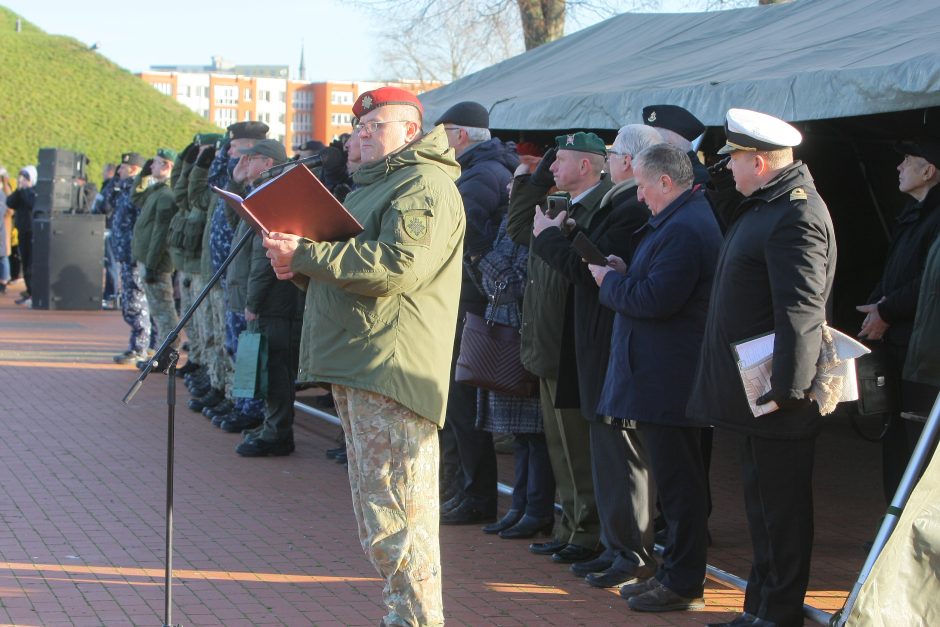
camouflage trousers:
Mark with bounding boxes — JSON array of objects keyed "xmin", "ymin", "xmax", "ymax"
[
  {"xmin": 177, "ymin": 272, "xmax": 204, "ymax": 366},
  {"xmin": 332, "ymin": 385, "xmax": 444, "ymax": 627},
  {"xmin": 188, "ymin": 274, "xmax": 214, "ymax": 368},
  {"xmin": 119, "ymin": 262, "xmax": 153, "ymax": 353},
  {"xmin": 205, "ymin": 284, "xmax": 232, "ymax": 394},
  {"xmin": 140, "ymin": 265, "xmax": 179, "ymax": 350}
]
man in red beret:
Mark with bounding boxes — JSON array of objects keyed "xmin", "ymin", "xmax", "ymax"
[{"xmin": 263, "ymin": 86, "xmax": 465, "ymax": 626}]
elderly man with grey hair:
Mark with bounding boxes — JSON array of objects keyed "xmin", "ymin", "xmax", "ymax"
[
  {"xmin": 531, "ymin": 123, "xmax": 664, "ymax": 588},
  {"xmin": 589, "ymin": 142, "xmax": 722, "ymax": 612}
]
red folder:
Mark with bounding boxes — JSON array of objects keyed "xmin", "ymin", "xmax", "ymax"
[{"xmin": 211, "ymin": 163, "xmax": 363, "ymax": 242}]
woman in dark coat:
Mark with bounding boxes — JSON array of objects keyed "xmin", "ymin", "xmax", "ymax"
[{"xmin": 472, "ymin": 213, "xmax": 555, "ymax": 539}]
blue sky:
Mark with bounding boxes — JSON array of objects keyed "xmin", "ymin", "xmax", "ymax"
[{"xmin": 5, "ymin": 0, "xmax": 722, "ymax": 80}]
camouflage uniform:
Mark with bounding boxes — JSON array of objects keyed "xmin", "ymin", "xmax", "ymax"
[
  {"xmin": 111, "ymin": 177, "xmax": 155, "ymax": 352},
  {"xmin": 92, "ymin": 176, "xmax": 122, "ymax": 301},
  {"xmin": 332, "ymin": 385, "xmax": 443, "ymax": 627}
]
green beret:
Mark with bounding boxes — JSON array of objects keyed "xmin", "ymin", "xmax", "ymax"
[
  {"xmin": 156, "ymin": 147, "xmax": 178, "ymax": 161},
  {"xmin": 555, "ymin": 132, "xmax": 606, "ymax": 156},
  {"xmin": 196, "ymin": 133, "xmax": 224, "ymax": 146}
]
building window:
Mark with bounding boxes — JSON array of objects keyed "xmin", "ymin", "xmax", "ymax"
[
  {"xmin": 214, "ymin": 85, "xmax": 238, "ymax": 105},
  {"xmin": 278, "ymin": 113, "xmax": 285, "ymax": 123},
  {"xmin": 214, "ymin": 108, "xmax": 237, "ymax": 126},
  {"xmin": 153, "ymin": 82, "xmax": 172, "ymax": 96},
  {"xmin": 331, "ymin": 113, "xmax": 352, "ymax": 126},
  {"xmin": 331, "ymin": 90, "xmax": 353, "ymax": 105},
  {"xmin": 278, "ymin": 91, "xmax": 287, "ymax": 103},
  {"xmin": 244, "ymin": 110, "xmax": 251, "ymax": 121},
  {"xmin": 244, "ymin": 88, "xmax": 252, "ymax": 101}
]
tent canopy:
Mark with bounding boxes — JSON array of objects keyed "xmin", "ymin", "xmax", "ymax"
[{"xmin": 419, "ymin": 0, "xmax": 940, "ymax": 131}]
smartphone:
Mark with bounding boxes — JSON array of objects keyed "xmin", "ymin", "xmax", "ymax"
[
  {"xmin": 572, "ymin": 232, "xmax": 608, "ymax": 266},
  {"xmin": 545, "ymin": 194, "xmax": 570, "ymax": 219}
]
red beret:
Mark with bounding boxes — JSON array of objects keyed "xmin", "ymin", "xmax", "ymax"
[{"xmin": 353, "ymin": 87, "xmax": 424, "ymax": 119}]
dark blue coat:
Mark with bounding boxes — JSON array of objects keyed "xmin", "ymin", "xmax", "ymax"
[
  {"xmin": 456, "ymin": 138, "xmax": 519, "ymax": 257},
  {"xmin": 596, "ymin": 187, "xmax": 722, "ymax": 426}
]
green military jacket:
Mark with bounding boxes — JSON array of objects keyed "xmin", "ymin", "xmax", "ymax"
[
  {"xmin": 185, "ymin": 162, "xmax": 213, "ymax": 275},
  {"xmin": 506, "ymin": 174, "xmax": 612, "ymax": 379},
  {"xmin": 227, "ymin": 218, "xmax": 252, "ymax": 312},
  {"xmin": 289, "ymin": 125, "xmax": 466, "ymax": 426},
  {"xmin": 131, "ymin": 177, "xmax": 177, "ymax": 274},
  {"xmin": 168, "ymin": 157, "xmax": 193, "ymax": 272}
]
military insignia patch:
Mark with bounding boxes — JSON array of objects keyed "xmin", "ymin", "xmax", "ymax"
[
  {"xmin": 790, "ymin": 188, "xmax": 807, "ymax": 201},
  {"xmin": 566, "ymin": 134, "xmax": 575, "ymax": 145},
  {"xmin": 399, "ymin": 210, "xmax": 432, "ymax": 246},
  {"xmin": 362, "ymin": 95, "xmax": 373, "ymax": 110},
  {"xmin": 647, "ymin": 111, "xmax": 657, "ymax": 123}
]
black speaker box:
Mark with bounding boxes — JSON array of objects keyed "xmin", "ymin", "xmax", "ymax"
[
  {"xmin": 31, "ymin": 214, "xmax": 105, "ymax": 310},
  {"xmin": 33, "ymin": 177, "xmax": 81, "ymax": 216},
  {"xmin": 37, "ymin": 148, "xmax": 85, "ymax": 181}
]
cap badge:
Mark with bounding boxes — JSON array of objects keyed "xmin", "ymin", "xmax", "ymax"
[
  {"xmin": 790, "ymin": 188, "xmax": 807, "ymax": 201},
  {"xmin": 362, "ymin": 95, "xmax": 373, "ymax": 110},
  {"xmin": 647, "ymin": 111, "xmax": 657, "ymax": 123},
  {"xmin": 566, "ymin": 134, "xmax": 575, "ymax": 145}
]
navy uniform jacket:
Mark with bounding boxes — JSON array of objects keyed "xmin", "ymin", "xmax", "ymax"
[
  {"xmin": 596, "ymin": 187, "xmax": 721, "ymax": 425},
  {"xmin": 687, "ymin": 161, "xmax": 837, "ymax": 438}
]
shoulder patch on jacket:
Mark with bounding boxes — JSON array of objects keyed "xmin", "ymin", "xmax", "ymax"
[{"xmin": 790, "ymin": 188, "xmax": 807, "ymax": 202}]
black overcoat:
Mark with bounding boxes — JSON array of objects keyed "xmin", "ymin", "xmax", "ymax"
[{"xmin": 687, "ymin": 162, "xmax": 837, "ymax": 438}]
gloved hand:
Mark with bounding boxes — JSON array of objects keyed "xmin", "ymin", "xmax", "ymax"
[
  {"xmin": 707, "ymin": 156, "xmax": 734, "ymax": 191},
  {"xmin": 196, "ymin": 145, "xmax": 217, "ymax": 168},
  {"xmin": 530, "ymin": 146, "xmax": 558, "ymax": 188},
  {"xmin": 321, "ymin": 146, "xmax": 347, "ymax": 182},
  {"xmin": 182, "ymin": 142, "xmax": 199, "ymax": 164},
  {"xmin": 141, "ymin": 159, "xmax": 154, "ymax": 177}
]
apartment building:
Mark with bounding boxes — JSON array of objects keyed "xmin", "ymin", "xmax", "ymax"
[{"xmin": 139, "ymin": 60, "xmax": 440, "ymax": 151}]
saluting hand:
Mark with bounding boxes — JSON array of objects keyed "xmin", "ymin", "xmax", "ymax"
[{"xmin": 262, "ymin": 232, "xmax": 302, "ymax": 280}]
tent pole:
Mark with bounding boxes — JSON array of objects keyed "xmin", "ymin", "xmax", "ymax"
[{"xmin": 834, "ymin": 391, "xmax": 940, "ymax": 626}]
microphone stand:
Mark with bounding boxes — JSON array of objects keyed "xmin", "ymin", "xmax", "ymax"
[{"xmin": 122, "ymin": 227, "xmax": 255, "ymax": 627}]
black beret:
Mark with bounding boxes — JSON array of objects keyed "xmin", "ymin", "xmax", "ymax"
[
  {"xmin": 228, "ymin": 121, "xmax": 269, "ymax": 140},
  {"xmin": 434, "ymin": 101, "xmax": 489, "ymax": 129},
  {"xmin": 643, "ymin": 105, "xmax": 706, "ymax": 142},
  {"xmin": 121, "ymin": 152, "xmax": 145, "ymax": 167}
]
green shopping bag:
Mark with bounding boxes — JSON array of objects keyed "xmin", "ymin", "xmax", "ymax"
[{"xmin": 232, "ymin": 326, "xmax": 268, "ymax": 399}]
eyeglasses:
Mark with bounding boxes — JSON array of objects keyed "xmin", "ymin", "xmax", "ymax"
[
  {"xmin": 443, "ymin": 126, "xmax": 461, "ymax": 133},
  {"xmin": 353, "ymin": 119, "xmax": 410, "ymax": 134},
  {"xmin": 606, "ymin": 150, "xmax": 631, "ymax": 158}
]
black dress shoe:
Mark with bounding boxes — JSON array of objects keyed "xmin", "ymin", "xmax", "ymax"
[
  {"xmin": 498, "ymin": 514, "xmax": 553, "ymax": 539},
  {"xmin": 188, "ymin": 388, "xmax": 224, "ymax": 412},
  {"xmin": 335, "ymin": 450, "xmax": 348, "ymax": 464},
  {"xmin": 528, "ymin": 539, "xmax": 567, "ymax": 555},
  {"xmin": 212, "ymin": 409, "xmax": 242, "ymax": 427},
  {"xmin": 220, "ymin": 413, "xmax": 263, "ymax": 433},
  {"xmin": 440, "ymin": 500, "xmax": 496, "ymax": 525},
  {"xmin": 325, "ymin": 445, "xmax": 345, "ymax": 459},
  {"xmin": 440, "ymin": 494, "xmax": 464, "ymax": 515},
  {"xmin": 482, "ymin": 509, "xmax": 522, "ymax": 534},
  {"xmin": 551, "ymin": 544, "xmax": 601, "ymax": 564},
  {"xmin": 705, "ymin": 613, "xmax": 757, "ymax": 627},
  {"xmin": 585, "ymin": 563, "xmax": 656, "ymax": 588},
  {"xmin": 236, "ymin": 436, "xmax": 294, "ymax": 457},
  {"xmin": 570, "ymin": 556, "xmax": 613, "ymax": 577}
]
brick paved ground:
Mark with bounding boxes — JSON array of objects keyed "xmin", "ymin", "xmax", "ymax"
[{"xmin": 0, "ymin": 280, "xmax": 886, "ymax": 626}]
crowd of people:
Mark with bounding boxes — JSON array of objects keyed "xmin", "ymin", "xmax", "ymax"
[{"xmin": 4, "ymin": 87, "xmax": 939, "ymax": 627}]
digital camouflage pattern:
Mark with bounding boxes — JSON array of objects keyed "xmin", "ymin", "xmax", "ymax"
[
  {"xmin": 141, "ymin": 268, "xmax": 179, "ymax": 350},
  {"xmin": 119, "ymin": 262, "xmax": 154, "ymax": 353},
  {"xmin": 332, "ymin": 385, "xmax": 443, "ymax": 627}
]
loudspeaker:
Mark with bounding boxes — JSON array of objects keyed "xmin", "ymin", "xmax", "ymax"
[
  {"xmin": 37, "ymin": 148, "xmax": 86, "ymax": 181},
  {"xmin": 33, "ymin": 177, "xmax": 81, "ymax": 216},
  {"xmin": 31, "ymin": 214, "xmax": 105, "ymax": 310}
]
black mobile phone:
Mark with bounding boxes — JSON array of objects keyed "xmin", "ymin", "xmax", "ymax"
[
  {"xmin": 572, "ymin": 232, "xmax": 608, "ymax": 266},
  {"xmin": 545, "ymin": 194, "xmax": 570, "ymax": 219}
]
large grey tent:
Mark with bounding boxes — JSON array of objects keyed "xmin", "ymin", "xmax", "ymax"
[
  {"xmin": 419, "ymin": 0, "xmax": 940, "ymax": 131},
  {"xmin": 420, "ymin": 0, "xmax": 940, "ymax": 331}
]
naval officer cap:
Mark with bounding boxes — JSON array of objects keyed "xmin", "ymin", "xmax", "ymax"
[
  {"xmin": 717, "ymin": 108, "xmax": 802, "ymax": 155},
  {"xmin": 642, "ymin": 104, "xmax": 705, "ymax": 142}
]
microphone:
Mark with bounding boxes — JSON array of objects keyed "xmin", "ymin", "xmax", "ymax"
[{"xmin": 255, "ymin": 151, "xmax": 327, "ymax": 183}]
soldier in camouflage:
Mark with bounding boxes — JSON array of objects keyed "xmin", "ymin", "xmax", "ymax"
[
  {"xmin": 109, "ymin": 152, "xmax": 156, "ymax": 364},
  {"xmin": 263, "ymin": 87, "xmax": 465, "ymax": 627}
]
